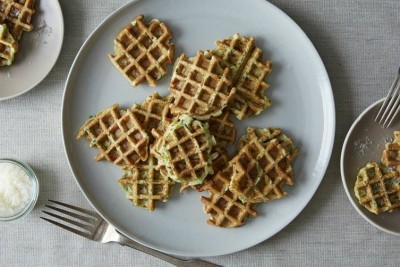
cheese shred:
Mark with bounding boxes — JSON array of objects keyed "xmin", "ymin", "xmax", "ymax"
[{"xmin": 0, "ymin": 162, "xmax": 32, "ymax": 217}]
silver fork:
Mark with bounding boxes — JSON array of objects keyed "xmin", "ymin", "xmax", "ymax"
[
  {"xmin": 41, "ymin": 200, "xmax": 220, "ymax": 267},
  {"xmin": 375, "ymin": 65, "xmax": 400, "ymax": 128}
]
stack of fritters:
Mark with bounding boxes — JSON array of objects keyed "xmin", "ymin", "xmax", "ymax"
[
  {"xmin": 77, "ymin": 25, "xmax": 301, "ymax": 227},
  {"xmin": 77, "ymin": 94, "xmax": 177, "ymax": 211},
  {"xmin": 201, "ymin": 128, "xmax": 298, "ymax": 227},
  {"xmin": 169, "ymin": 51, "xmax": 235, "ymax": 120},
  {"xmin": 0, "ymin": 0, "xmax": 36, "ymax": 66},
  {"xmin": 207, "ymin": 33, "xmax": 273, "ymax": 120}
]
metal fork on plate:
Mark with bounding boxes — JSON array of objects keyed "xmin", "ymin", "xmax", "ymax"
[
  {"xmin": 41, "ymin": 200, "xmax": 220, "ymax": 267},
  {"xmin": 375, "ymin": 66, "xmax": 400, "ymax": 128}
]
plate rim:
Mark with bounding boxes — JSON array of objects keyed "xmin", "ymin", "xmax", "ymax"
[
  {"xmin": 340, "ymin": 97, "xmax": 400, "ymax": 236},
  {"xmin": 0, "ymin": 0, "xmax": 65, "ymax": 101},
  {"xmin": 61, "ymin": 0, "xmax": 336, "ymax": 256}
]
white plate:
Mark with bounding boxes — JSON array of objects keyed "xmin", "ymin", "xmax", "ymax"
[
  {"xmin": 341, "ymin": 98, "xmax": 400, "ymax": 236},
  {"xmin": 62, "ymin": 0, "xmax": 335, "ymax": 256},
  {"xmin": 0, "ymin": 0, "xmax": 64, "ymax": 100}
]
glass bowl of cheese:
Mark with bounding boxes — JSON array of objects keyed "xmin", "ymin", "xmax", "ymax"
[{"xmin": 0, "ymin": 158, "xmax": 39, "ymax": 221}]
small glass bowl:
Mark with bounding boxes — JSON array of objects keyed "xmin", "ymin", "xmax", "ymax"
[{"xmin": 0, "ymin": 158, "xmax": 39, "ymax": 222}]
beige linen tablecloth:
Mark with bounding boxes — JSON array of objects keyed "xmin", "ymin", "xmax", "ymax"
[{"xmin": 1, "ymin": 0, "xmax": 400, "ymax": 266}]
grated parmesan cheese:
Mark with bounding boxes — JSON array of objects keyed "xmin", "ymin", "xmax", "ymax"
[
  {"xmin": 354, "ymin": 136, "xmax": 373, "ymax": 156},
  {"xmin": 0, "ymin": 162, "xmax": 32, "ymax": 217}
]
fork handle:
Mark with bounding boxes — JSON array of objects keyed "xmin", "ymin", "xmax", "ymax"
[{"xmin": 116, "ymin": 233, "xmax": 220, "ymax": 267}]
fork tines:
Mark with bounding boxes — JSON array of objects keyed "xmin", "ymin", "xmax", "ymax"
[
  {"xmin": 41, "ymin": 200, "xmax": 100, "ymax": 239},
  {"xmin": 375, "ymin": 66, "xmax": 400, "ymax": 128}
]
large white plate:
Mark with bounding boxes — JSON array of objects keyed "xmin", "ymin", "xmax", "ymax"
[
  {"xmin": 62, "ymin": 0, "xmax": 335, "ymax": 257},
  {"xmin": 0, "ymin": 0, "xmax": 64, "ymax": 100}
]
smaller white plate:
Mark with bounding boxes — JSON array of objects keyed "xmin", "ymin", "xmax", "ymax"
[
  {"xmin": 0, "ymin": 0, "xmax": 64, "ymax": 100},
  {"xmin": 341, "ymin": 98, "xmax": 400, "ymax": 236}
]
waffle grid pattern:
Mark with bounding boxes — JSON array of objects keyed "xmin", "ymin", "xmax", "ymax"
[
  {"xmin": 206, "ymin": 110, "xmax": 236, "ymax": 147},
  {"xmin": 118, "ymin": 155, "xmax": 174, "ymax": 211},
  {"xmin": 238, "ymin": 127, "xmax": 299, "ymax": 161},
  {"xmin": 0, "ymin": 0, "xmax": 35, "ymax": 41},
  {"xmin": 210, "ymin": 34, "xmax": 273, "ymax": 120},
  {"xmin": 212, "ymin": 33, "xmax": 255, "ymax": 83},
  {"xmin": 169, "ymin": 51, "xmax": 235, "ymax": 119},
  {"xmin": 77, "ymin": 104, "xmax": 149, "ymax": 166},
  {"xmin": 230, "ymin": 48, "xmax": 272, "ymax": 120},
  {"xmin": 155, "ymin": 116, "xmax": 215, "ymax": 185},
  {"xmin": 201, "ymin": 166, "xmax": 258, "ymax": 227},
  {"xmin": 109, "ymin": 14, "xmax": 174, "ymax": 87},
  {"xmin": 131, "ymin": 93, "xmax": 174, "ymax": 138},
  {"xmin": 355, "ymin": 162, "xmax": 400, "ymax": 214},
  {"xmin": 230, "ymin": 138, "xmax": 294, "ymax": 203}
]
